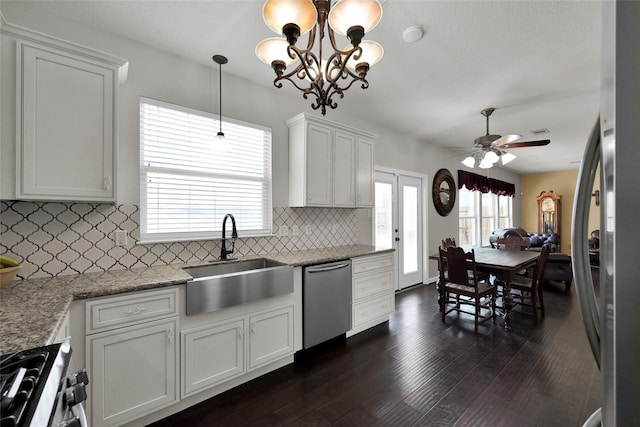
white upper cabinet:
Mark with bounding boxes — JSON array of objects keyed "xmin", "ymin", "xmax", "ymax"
[
  {"xmin": 7, "ymin": 23, "xmax": 128, "ymax": 201},
  {"xmin": 356, "ymin": 136, "xmax": 375, "ymax": 207},
  {"xmin": 333, "ymin": 130, "xmax": 356, "ymax": 207},
  {"xmin": 288, "ymin": 113, "xmax": 376, "ymax": 208}
]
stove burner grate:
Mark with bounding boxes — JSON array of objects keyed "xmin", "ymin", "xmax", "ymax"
[{"xmin": 0, "ymin": 347, "xmax": 55, "ymax": 427}]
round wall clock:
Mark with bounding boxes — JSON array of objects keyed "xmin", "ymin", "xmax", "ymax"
[{"xmin": 433, "ymin": 169, "xmax": 456, "ymax": 216}]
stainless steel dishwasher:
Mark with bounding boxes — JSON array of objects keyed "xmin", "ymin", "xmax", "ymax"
[{"xmin": 303, "ymin": 260, "xmax": 352, "ymax": 349}]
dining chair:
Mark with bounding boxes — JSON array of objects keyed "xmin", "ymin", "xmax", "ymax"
[
  {"xmin": 496, "ymin": 234, "xmax": 531, "ymax": 251},
  {"xmin": 440, "ymin": 237, "xmax": 491, "ymax": 283},
  {"xmin": 509, "ymin": 244, "xmax": 551, "ymax": 324},
  {"xmin": 441, "ymin": 237, "xmax": 457, "ymax": 249},
  {"xmin": 439, "ymin": 246, "xmax": 496, "ymax": 333}
]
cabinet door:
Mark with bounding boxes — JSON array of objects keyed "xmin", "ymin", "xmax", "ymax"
[
  {"xmin": 356, "ymin": 136, "xmax": 375, "ymax": 207},
  {"xmin": 87, "ymin": 318, "xmax": 178, "ymax": 427},
  {"xmin": 181, "ymin": 319, "xmax": 245, "ymax": 398},
  {"xmin": 305, "ymin": 123, "xmax": 333, "ymax": 206},
  {"xmin": 17, "ymin": 42, "xmax": 117, "ymax": 201},
  {"xmin": 333, "ymin": 130, "xmax": 356, "ymax": 207},
  {"xmin": 248, "ymin": 306, "xmax": 294, "ymax": 370}
]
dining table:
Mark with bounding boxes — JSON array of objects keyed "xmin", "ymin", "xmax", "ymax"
[{"xmin": 430, "ymin": 246, "xmax": 541, "ymax": 331}]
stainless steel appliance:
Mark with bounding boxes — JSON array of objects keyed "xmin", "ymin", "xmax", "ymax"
[
  {"xmin": 303, "ymin": 260, "xmax": 352, "ymax": 349},
  {"xmin": 572, "ymin": 2, "xmax": 640, "ymax": 425},
  {"xmin": 0, "ymin": 343, "xmax": 88, "ymax": 427}
]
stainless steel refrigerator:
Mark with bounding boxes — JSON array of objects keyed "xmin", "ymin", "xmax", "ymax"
[{"xmin": 572, "ymin": 1, "xmax": 640, "ymax": 426}]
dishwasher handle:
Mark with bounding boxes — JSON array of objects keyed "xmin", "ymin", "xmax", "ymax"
[{"xmin": 306, "ymin": 263, "xmax": 350, "ymax": 273}]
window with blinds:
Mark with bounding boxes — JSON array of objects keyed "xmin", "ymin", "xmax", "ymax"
[{"xmin": 139, "ymin": 97, "xmax": 272, "ymax": 243}]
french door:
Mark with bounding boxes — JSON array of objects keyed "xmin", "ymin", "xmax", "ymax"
[{"xmin": 374, "ymin": 171, "xmax": 424, "ymax": 290}]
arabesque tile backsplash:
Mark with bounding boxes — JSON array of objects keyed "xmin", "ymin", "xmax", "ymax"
[{"xmin": 0, "ymin": 201, "xmax": 358, "ymax": 280}]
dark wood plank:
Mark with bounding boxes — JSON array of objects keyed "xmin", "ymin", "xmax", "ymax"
[{"xmin": 149, "ymin": 271, "xmax": 602, "ymax": 427}]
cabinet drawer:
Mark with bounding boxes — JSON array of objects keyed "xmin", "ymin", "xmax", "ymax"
[
  {"xmin": 352, "ymin": 253, "xmax": 393, "ymax": 275},
  {"xmin": 352, "ymin": 293, "xmax": 395, "ymax": 328},
  {"xmin": 353, "ymin": 270, "xmax": 394, "ymax": 301},
  {"xmin": 86, "ymin": 288, "xmax": 178, "ymax": 333}
]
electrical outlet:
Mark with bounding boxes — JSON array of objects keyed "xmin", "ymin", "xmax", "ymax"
[
  {"xmin": 292, "ymin": 225, "xmax": 300, "ymax": 236},
  {"xmin": 279, "ymin": 225, "xmax": 289, "ymax": 237},
  {"xmin": 114, "ymin": 229, "xmax": 128, "ymax": 246},
  {"xmin": 305, "ymin": 225, "xmax": 313, "ymax": 235}
]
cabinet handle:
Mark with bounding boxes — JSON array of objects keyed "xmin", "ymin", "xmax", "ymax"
[
  {"xmin": 103, "ymin": 176, "xmax": 112, "ymax": 191},
  {"xmin": 238, "ymin": 327, "xmax": 244, "ymax": 339},
  {"xmin": 166, "ymin": 328, "xmax": 174, "ymax": 344},
  {"xmin": 124, "ymin": 306, "xmax": 146, "ymax": 315},
  {"xmin": 307, "ymin": 192, "xmax": 312, "ymax": 202},
  {"xmin": 251, "ymin": 322, "xmax": 256, "ymax": 335}
]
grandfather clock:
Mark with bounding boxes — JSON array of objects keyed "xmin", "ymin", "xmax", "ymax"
[{"xmin": 537, "ymin": 190, "xmax": 561, "ymax": 235}]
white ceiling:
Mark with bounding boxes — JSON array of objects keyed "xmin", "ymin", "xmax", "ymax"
[{"xmin": 1, "ymin": 0, "xmax": 603, "ymax": 174}]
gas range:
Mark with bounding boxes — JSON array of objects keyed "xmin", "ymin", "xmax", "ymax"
[{"xmin": 0, "ymin": 343, "xmax": 88, "ymax": 427}]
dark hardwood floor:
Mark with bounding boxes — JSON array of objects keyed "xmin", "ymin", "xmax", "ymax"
[{"xmin": 150, "ymin": 274, "xmax": 601, "ymax": 427}]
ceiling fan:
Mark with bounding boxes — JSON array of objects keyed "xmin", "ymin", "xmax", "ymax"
[{"xmin": 462, "ymin": 107, "xmax": 551, "ymax": 169}]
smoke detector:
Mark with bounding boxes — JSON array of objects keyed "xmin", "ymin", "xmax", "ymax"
[{"xmin": 402, "ymin": 26, "xmax": 424, "ymax": 43}]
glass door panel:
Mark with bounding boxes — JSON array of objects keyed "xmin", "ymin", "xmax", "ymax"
[
  {"xmin": 398, "ymin": 175, "xmax": 423, "ymax": 288},
  {"xmin": 375, "ymin": 182, "xmax": 394, "ymax": 250}
]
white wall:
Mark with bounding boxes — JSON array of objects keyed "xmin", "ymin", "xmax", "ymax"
[{"xmin": 0, "ymin": 4, "xmax": 521, "ymax": 279}]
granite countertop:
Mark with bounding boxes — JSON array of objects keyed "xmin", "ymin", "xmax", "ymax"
[{"xmin": 0, "ymin": 245, "xmax": 392, "ymax": 354}]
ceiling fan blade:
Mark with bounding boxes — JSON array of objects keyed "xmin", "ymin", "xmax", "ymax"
[
  {"xmin": 500, "ymin": 139, "xmax": 551, "ymax": 149},
  {"xmin": 491, "ymin": 133, "xmax": 521, "ymax": 147}
]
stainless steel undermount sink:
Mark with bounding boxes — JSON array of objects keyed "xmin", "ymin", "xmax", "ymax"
[{"xmin": 184, "ymin": 258, "xmax": 294, "ymax": 315}]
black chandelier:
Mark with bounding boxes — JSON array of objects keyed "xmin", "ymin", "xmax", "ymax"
[{"xmin": 256, "ymin": 0, "xmax": 384, "ymax": 115}]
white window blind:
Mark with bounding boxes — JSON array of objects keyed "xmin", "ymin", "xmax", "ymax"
[{"xmin": 139, "ymin": 97, "xmax": 272, "ymax": 243}]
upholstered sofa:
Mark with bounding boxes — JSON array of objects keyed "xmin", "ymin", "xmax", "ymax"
[{"xmin": 489, "ymin": 227, "xmax": 559, "ymax": 252}]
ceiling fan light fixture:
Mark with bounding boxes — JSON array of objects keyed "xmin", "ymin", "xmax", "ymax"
[
  {"xmin": 501, "ymin": 152, "xmax": 517, "ymax": 165},
  {"xmin": 462, "ymin": 156, "xmax": 476, "ymax": 168},
  {"xmin": 479, "ymin": 159, "xmax": 493, "ymax": 169},
  {"xmin": 483, "ymin": 150, "xmax": 500, "ymax": 164}
]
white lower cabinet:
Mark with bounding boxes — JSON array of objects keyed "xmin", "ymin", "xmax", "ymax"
[
  {"xmin": 86, "ymin": 318, "xmax": 179, "ymax": 427},
  {"xmin": 74, "ymin": 283, "xmax": 298, "ymax": 426},
  {"xmin": 348, "ymin": 253, "xmax": 395, "ymax": 336},
  {"xmin": 248, "ymin": 305, "xmax": 294, "ymax": 370},
  {"xmin": 181, "ymin": 318, "xmax": 245, "ymax": 398},
  {"xmin": 181, "ymin": 305, "xmax": 294, "ymax": 399}
]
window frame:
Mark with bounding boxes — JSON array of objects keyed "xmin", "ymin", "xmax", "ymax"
[
  {"xmin": 458, "ymin": 187, "xmax": 513, "ymax": 246},
  {"xmin": 139, "ymin": 97, "xmax": 273, "ymax": 244}
]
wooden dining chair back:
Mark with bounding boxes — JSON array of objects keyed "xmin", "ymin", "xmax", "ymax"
[
  {"xmin": 496, "ymin": 234, "xmax": 530, "ymax": 251},
  {"xmin": 510, "ymin": 244, "xmax": 551, "ymax": 324},
  {"xmin": 441, "ymin": 237, "xmax": 491, "ymax": 283},
  {"xmin": 440, "ymin": 246, "xmax": 496, "ymax": 333},
  {"xmin": 441, "ymin": 237, "xmax": 456, "ymax": 249}
]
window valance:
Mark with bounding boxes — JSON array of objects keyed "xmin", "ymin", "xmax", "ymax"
[{"xmin": 457, "ymin": 170, "xmax": 516, "ymax": 197}]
